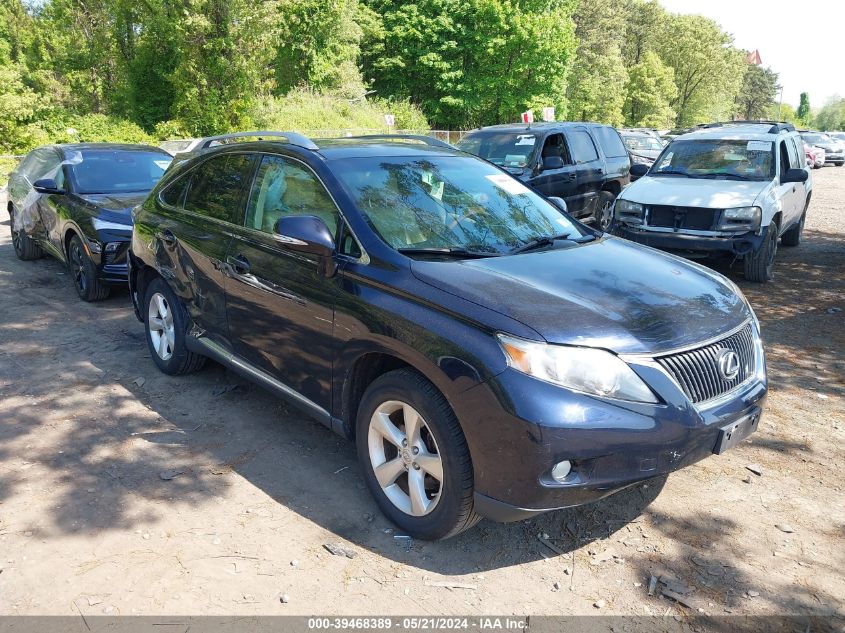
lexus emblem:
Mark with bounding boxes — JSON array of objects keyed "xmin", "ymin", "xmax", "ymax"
[{"xmin": 717, "ymin": 349, "xmax": 741, "ymax": 381}]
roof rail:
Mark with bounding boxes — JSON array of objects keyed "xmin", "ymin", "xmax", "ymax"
[
  {"xmin": 352, "ymin": 134, "xmax": 454, "ymax": 149},
  {"xmin": 197, "ymin": 130, "xmax": 319, "ymax": 151},
  {"xmin": 698, "ymin": 121, "xmax": 795, "ymax": 134}
]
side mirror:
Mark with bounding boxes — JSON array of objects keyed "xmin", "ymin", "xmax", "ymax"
[
  {"xmin": 274, "ymin": 215, "xmax": 335, "ymax": 258},
  {"xmin": 33, "ymin": 178, "xmax": 65, "ymax": 194},
  {"xmin": 542, "ymin": 155, "xmax": 565, "ymax": 171},
  {"xmin": 548, "ymin": 196, "xmax": 568, "ymax": 213},
  {"xmin": 630, "ymin": 163, "xmax": 649, "ymax": 180},
  {"xmin": 781, "ymin": 168, "xmax": 809, "ymax": 184}
]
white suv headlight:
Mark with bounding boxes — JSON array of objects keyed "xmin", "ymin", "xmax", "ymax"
[
  {"xmin": 717, "ymin": 206, "xmax": 761, "ymax": 231},
  {"xmin": 497, "ymin": 334, "xmax": 658, "ymax": 403}
]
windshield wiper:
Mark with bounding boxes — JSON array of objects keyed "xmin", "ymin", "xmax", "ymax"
[
  {"xmin": 397, "ymin": 247, "xmax": 501, "ymax": 259},
  {"xmin": 508, "ymin": 232, "xmax": 595, "ymax": 255},
  {"xmin": 701, "ymin": 173, "xmax": 757, "ymax": 181}
]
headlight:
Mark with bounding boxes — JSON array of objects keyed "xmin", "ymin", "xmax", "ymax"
[
  {"xmin": 630, "ymin": 154, "xmax": 653, "ymax": 166},
  {"xmin": 614, "ymin": 199, "xmax": 645, "ymax": 224},
  {"xmin": 717, "ymin": 206, "xmax": 761, "ymax": 231},
  {"xmin": 497, "ymin": 334, "xmax": 659, "ymax": 403}
]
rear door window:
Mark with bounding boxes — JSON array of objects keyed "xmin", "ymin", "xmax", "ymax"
[
  {"xmin": 184, "ymin": 153, "xmax": 256, "ymax": 224},
  {"xmin": 566, "ymin": 130, "xmax": 599, "ymax": 164},
  {"xmin": 593, "ymin": 126, "xmax": 628, "ymax": 158}
]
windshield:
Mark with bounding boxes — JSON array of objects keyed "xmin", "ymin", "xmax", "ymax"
[
  {"xmin": 332, "ymin": 156, "xmax": 584, "ymax": 255},
  {"xmin": 69, "ymin": 149, "xmax": 172, "ymax": 194},
  {"xmin": 801, "ymin": 133, "xmax": 831, "ymax": 144},
  {"xmin": 651, "ymin": 139, "xmax": 775, "ymax": 181},
  {"xmin": 622, "ymin": 135, "xmax": 663, "ymax": 152},
  {"xmin": 456, "ymin": 132, "xmax": 539, "ymax": 168}
]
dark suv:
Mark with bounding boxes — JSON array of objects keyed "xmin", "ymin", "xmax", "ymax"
[
  {"xmin": 129, "ymin": 132, "xmax": 767, "ymax": 540},
  {"xmin": 456, "ymin": 122, "xmax": 631, "ymax": 230},
  {"xmin": 7, "ymin": 143, "xmax": 172, "ymax": 300}
]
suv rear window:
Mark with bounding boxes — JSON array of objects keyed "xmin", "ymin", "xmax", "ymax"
[{"xmin": 593, "ymin": 127, "xmax": 628, "ymax": 158}]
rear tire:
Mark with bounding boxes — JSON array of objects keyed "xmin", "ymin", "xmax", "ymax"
[
  {"xmin": 356, "ymin": 368, "xmax": 480, "ymax": 540},
  {"xmin": 68, "ymin": 234, "xmax": 110, "ymax": 301},
  {"xmin": 143, "ymin": 277, "xmax": 206, "ymax": 375},
  {"xmin": 743, "ymin": 221, "xmax": 779, "ymax": 283},
  {"xmin": 9, "ymin": 207, "xmax": 44, "ymax": 261}
]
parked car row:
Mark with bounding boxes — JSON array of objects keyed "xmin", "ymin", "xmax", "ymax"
[
  {"xmin": 799, "ymin": 130, "xmax": 845, "ymax": 167},
  {"xmin": 6, "ymin": 129, "xmax": 769, "ymax": 540}
]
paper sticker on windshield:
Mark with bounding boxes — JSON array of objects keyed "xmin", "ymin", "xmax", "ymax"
[
  {"xmin": 154, "ymin": 160, "xmax": 172, "ymax": 170},
  {"xmin": 747, "ymin": 141, "xmax": 772, "ymax": 152},
  {"xmin": 486, "ymin": 174, "xmax": 531, "ymax": 195},
  {"xmin": 515, "ymin": 135, "xmax": 536, "ymax": 146}
]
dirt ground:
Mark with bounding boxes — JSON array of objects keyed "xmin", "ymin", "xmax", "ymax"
[{"xmin": 0, "ymin": 168, "xmax": 843, "ymax": 623}]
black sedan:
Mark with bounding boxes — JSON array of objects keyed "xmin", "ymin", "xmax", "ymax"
[{"xmin": 7, "ymin": 143, "xmax": 172, "ymax": 300}]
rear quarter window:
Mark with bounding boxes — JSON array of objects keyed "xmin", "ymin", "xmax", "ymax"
[{"xmin": 593, "ymin": 127, "xmax": 628, "ymax": 158}]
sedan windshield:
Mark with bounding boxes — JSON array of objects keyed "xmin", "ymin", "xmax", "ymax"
[
  {"xmin": 69, "ymin": 149, "xmax": 172, "ymax": 194},
  {"xmin": 801, "ymin": 133, "xmax": 831, "ymax": 145},
  {"xmin": 651, "ymin": 139, "xmax": 775, "ymax": 181},
  {"xmin": 332, "ymin": 156, "xmax": 584, "ymax": 255},
  {"xmin": 456, "ymin": 132, "xmax": 539, "ymax": 168}
]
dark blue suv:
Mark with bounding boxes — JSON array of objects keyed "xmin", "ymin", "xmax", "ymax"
[{"xmin": 129, "ymin": 132, "xmax": 767, "ymax": 540}]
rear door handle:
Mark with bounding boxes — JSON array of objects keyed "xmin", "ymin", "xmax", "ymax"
[
  {"xmin": 226, "ymin": 254, "xmax": 251, "ymax": 275},
  {"xmin": 157, "ymin": 230, "xmax": 177, "ymax": 246}
]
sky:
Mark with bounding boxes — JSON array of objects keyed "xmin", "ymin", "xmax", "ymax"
[{"xmin": 658, "ymin": 0, "xmax": 845, "ymax": 110}]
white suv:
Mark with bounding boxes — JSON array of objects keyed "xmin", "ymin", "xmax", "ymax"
[{"xmin": 612, "ymin": 122, "xmax": 812, "ymax": 282}]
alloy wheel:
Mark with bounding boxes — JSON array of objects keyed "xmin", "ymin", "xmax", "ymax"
[
  {"xmin": 69, "ymin": 239, "xmax": 87, "ymax": 294},
  {"xmin": 147, "ymin": 292, "xmax": 175, "ymax": 361},
  {"xmin": 367, "ymin": 400, "xmax": 443, "ymax": 517},
  {"xmin": 598, "ymin": 200, "xmax": 614, "ymax": 231}
]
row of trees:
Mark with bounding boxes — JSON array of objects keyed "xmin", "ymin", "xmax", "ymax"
[{"xmin": 0, "ymin": 0, "xmax": 810, "ymax": 155}]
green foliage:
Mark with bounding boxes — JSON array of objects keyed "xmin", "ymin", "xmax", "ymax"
[
  {"xmin": 814, "ymin": 97, "xmax": 845, "ymax": 131},
  {"xmin": 797, "ymin": 92, "xmax": 811, "ymax": 126},
  {"xmin": 735, "ymin": 65, "xmax": 779, "ymax": 120},
  {"xmin": 768, "ymin": 102, "xmax": 798, "ymax": 124},
  {"xmin": 623, "ymin": 51, "xmax": 676, "ymax": 128},
  {"xmin": 249, "ymin": 89, "xmax": 429, "ymax": 133},
  {"xmin": 361, "ymin": 0, "xmax": 577, "ymax": 129}
]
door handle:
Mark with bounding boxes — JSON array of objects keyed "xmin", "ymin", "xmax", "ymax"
[
  {"xmin": 226, "ymin": 254, "xmax": 251, "ymax": 275},
  {"xmin": 157, "ymin": 229, "xmax": 177, "ymax": 246}
]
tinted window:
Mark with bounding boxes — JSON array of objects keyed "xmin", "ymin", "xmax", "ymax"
[
  {"xmin": 69, "ymin": 149, "xmax": 172, "ymax": 194},
  {"xmin": 594, "ymin": 127, "xmax": 628, "ymax": 157},
  {"xmin": 566, "ymin": 130, "xmax": 599, "ymax": 163},
  {"xmin": 184, "ymin": 153, "xmax": 255, "ymax": 224},
  {"xmin": 245, "ymin": 155, "xmax": 338, "ymax": 235},
  {"xmin": 160, "ymin": 175, "xmax": 190, "ymax": 208},
  {"xmin": 333, "ymin": 155, "xmax": 584, "ymax": 254}
]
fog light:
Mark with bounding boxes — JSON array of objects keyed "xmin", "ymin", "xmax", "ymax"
[{"xmin": 551, "ymin": 460, "xmax": 572, "ymax": 483}]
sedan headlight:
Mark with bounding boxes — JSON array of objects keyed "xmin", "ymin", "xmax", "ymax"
[
  {"xmin": 497, "ymin": 334, "xmax": 658, "ymax": 403},
  {"xmin": 716, "ymin": 206, "xmax": 761, "ymax": 231}
]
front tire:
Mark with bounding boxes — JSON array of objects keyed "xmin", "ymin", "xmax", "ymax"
[
  {"xmin": 356, "ymin": 369, "xmax": 479, "ymax": 540},
  {"xmin": 744, "ymin": 222, "xmax": 779, "ymax": 283},
  {"xmin": 143, "ymin": 277, "xmax": 206, "ymax": 375},
  {"xmin": 9, "ymin": 207, "xmax": 43, "ymax": 261},
  {"xmin": 68, "ymin": 234, "xmax": 110, "ymax": 301},
  {"xmin": 594, "ymin": 191, "xmax": 616, "ymax": 231}
]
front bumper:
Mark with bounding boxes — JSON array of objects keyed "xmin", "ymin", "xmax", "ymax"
[
  {"xmin": 613, "ymin": 224, "xmax": 765, "ymax": 257},
  {"xmin": 454, "ymin": 334, "xmax": 767, "ymax": 521},
  {"xmin": 824, "ymin": 153, "xmax": 844, "ymax": 163}
]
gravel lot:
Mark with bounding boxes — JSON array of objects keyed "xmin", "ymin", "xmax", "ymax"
[{"xmin": 0, "ymin": 168, "xmax": 843, "ymax": 624}]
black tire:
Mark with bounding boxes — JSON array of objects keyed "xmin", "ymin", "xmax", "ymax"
[
  {"xmin": 143, "ymin": 276, "xmax": 206, "ymax": 375},
  {"xmin": 67, "ymin": 234, "xmax": 110, "ymax": 301},
  {"xmin": 9, "ymin": 207, "xmax": 44, "ymax": 261},
  {"xmin": 356, "ymin": 368, "xmax": 480, "ymax": 540},
  {"xmin": 743, "ymin": 221, "xmax": 779, "ymax": 283},
  {"xmin": 781, "ymin": 208, "xmax": 807, "ymax": 248},
  {"xmin": 836, "ymin": 162, "xmax": 844, "ymax": 167},
  {"xmin": 593, "ymin": 190, "xmax": 616, "ymax": 231}
]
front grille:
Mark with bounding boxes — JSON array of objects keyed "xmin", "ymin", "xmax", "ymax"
[
  {"xmin": 656, "ymin": 323, "xmax": 756, "ymax": 404},
  {"xmin": 647, "ymin": 205, "xmax": 719, "ymax": 231}
]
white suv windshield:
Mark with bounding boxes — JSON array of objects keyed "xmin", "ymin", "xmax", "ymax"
[
  {"xmin": 333, "ymin": 156, "xmax": 585, "ymax": 254},
  {"xmin": 651, "ymin": 139, "xmax": 775, "ymax": 181}
]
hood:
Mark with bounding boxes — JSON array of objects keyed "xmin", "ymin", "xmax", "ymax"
[
  {"xmin": 410, "ymin": 237, "xmax": 749, "ymax": 355},
  {"xmin": 622, "ymin": 175, "xmax": 768, "ymax": 209},
  {"xmin": 631, "ymin": 149, "xmax": 662, "ymax": 160},
  {"xmin": 78, "ymin": 192, "xmax": 149, "ymax": 216}
]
